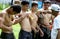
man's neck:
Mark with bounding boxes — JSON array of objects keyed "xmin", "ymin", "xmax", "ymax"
[
  {"xmin": 21, "ymin": 8, "xmax": 26, "ymax": 12},
  {"xmin": 54, "ymin": 13, "xmax": 58, "ymax": 17},
  {"xmin": 44, "ymin": 8, "xmax": 48, "ymax": 10},
  {"xmin": 31, "ymin": 9, "xmax": 36, "ymax": 13}
]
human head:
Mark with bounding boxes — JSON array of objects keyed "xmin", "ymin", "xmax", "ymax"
[
  {"xmin": 31, "ymin": 2, "xmax": 38, "ymax": 11},
  {"xmin": 43, "ymin": 0, "xmax": 51, "ymax": 10},
  {"xmin": 7, "ymin": 5, "xmax": 21, "ymax": 15},
  {"xmin": 51, "ymin": 4, "xmax": 60, "ymax": 16},
  {"xmin": 21, "ymin": 1, "xmax": 29, "ymax": 11},
  {"xmin": 14, "ymin": 1, "xmax": 20, "ymax": 5}
]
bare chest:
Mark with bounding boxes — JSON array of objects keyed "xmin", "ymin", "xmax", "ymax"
[
  {"xmin": 30, "ymin": 14, "xmax": 38, "ymax": 22},
  {"xmin": 43, "ymin": 14, "xmax": 51, "ymax": 20},
  {"xmin": 3, "ymin": 14, "xmax": 13, "ymax": 26}
]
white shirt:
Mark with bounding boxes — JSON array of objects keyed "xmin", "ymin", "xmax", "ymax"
[{"xmin": 51, "ymin": 15, "xmax": 60, "ymax": 39}]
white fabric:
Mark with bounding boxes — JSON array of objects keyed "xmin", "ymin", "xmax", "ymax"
[
  {"xmin": 32, "ymin": 1, "xmax": 38, "ymax": 4},
  {"xmin": 51, "ymin": 15, "xmax": 60, "ymax": 39},
  {"xmin": 51, "ymin": 4, "xmax": 60, "ymax": 11}
]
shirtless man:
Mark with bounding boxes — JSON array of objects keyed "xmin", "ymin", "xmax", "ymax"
[
  {"xmin": 0, "ymin": 5, "xmax": 21, "ymax": 39},
  {"xmin": 30, "ymin": 2, "xmax": 44, "ymax": 39},
  {"xmin": 37, "ymin": 0, "xmax": 52, "ymax": 39},
  {"xmin": 18, "ymin": 1, "xmax": 32, "ymax": 39}
]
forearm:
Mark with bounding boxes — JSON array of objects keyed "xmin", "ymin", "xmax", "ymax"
[
  {"xmin": 57, "ymin": 29, "xmax": 60, "ymax": 39},
  {"xmin": 13, "ymin": 13, "xmax": 28, "ymax": 25},
  {"xmin": 0, "ymin": 24, "xmax": 12, "ymax": 31},
  {"xmin": 44, "ymin": 21, "xmax": 50, "ymax": 26},
  {"xmin": 36, "ymin": 25, "xmax": 43, "ymax": 33},
  {"xmin": 18, "ymin": 16, "xmax": 25, "ymax": 22},
  {"xmin": 31, "ymin": 26, "xmax": 37, "ymax": 32},
  {"xmin": 12, "ymin": 15, "xmax": 26, "ymax": 25},
  {"xmin": 12, "ymin": 19, "xmax": 19, "ymax": 25},
  {"xmin": 39, "ymin": 27, "xmax": 43, "ymax": 34}
]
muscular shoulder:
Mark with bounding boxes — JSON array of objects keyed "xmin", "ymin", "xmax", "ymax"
[
  {"xmin": 0, "ymin": 13, "xmax": 7, "ymax": 22},
  {"xmin": 0, "ymin": 13, "xmax": 6, "ymax": 17}
]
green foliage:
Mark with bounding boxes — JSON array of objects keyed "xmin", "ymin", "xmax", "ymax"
[{"xmin": 0, "ymin": 3, "xmax": 10, "ymax": 10}]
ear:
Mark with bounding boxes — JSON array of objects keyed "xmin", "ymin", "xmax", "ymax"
[
  {"xmin": 10, "ymin": 8, "xmax": 13, "ymax": 11},
  {"xmin": 6, "ymin": 8, "xmax": 13, "ymax": 14},
  {"xmin": 7, "ymin": 8, "xmax": 13, "ymax": 11}
]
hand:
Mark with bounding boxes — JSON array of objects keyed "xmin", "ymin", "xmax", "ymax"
[
  {"xmin": 36, "ymin": 29, "xmax": 39, "ymax": 32},
  {"xmin": 8, "ymin": 27, "xmax": 12, "ymax": 31},
  {"xmin": 16, "ymin": 13, "xmax": 21, "ymax": 17},
  {"xmin": 40, "ymin": 31, "xmax": 44, "ymax": 37},
  {"xmin": 34, "ymin": 29, "xmax": 39, "ymax": 33}
]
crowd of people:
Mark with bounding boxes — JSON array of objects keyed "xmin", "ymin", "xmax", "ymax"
[{"xmin": 0, "ymin": 0, "xmax": 60, "ymax": 39}]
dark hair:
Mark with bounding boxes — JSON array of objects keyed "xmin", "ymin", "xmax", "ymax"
[
  {"xmin": 10, "ymin": 5, "xmax": 21, "ymax": 13},
  {"xmin": 21, "ymin": 1, "xmax": 29, "ymax": 5},
  {"xmin": 44, "ymin": 0, "xmax": 51, "ymax": 4},
  {"xmin": 44, "ymin": 2, "xmax": 51, "ymax": 4},
  {"xmin": 31, "ymin": 3, "xmax": 38, "ymax": 7}
]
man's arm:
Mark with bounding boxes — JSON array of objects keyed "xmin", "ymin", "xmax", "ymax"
[
  {"xmin": 12, "ymin": 13, "xmax": 28, "ymax": 25},
  {"xmin": 29, "ymin": 14, "xmax": 38, "ymax": 33},
  {"xmin": 57, "ymin": 29, "xmax": 60, "ymax": 39},
  {"xmin": 31, "ymin": 25, "xmax": 38, "ymax": 33},
  {"xmin": 0, "ymin": 17, "xmax": 12, "ymax": 31},
  {"xmin": 36, "ymin": 24, "xmax": 44, "ymax": 37}
]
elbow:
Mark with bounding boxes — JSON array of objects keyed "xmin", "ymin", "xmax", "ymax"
[{"xmin": 44, "ymin": 23, "xmax": 49, "ymax": 26}]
